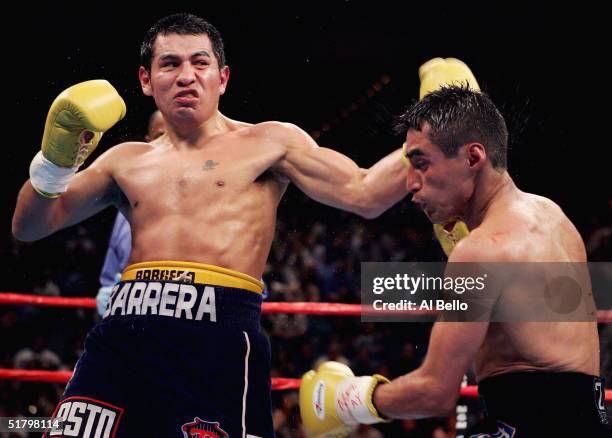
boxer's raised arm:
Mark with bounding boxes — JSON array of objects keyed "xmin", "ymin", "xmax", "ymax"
[{"xmin": 12, "ymin": 80, "xmax": 126, "ymax": 241}]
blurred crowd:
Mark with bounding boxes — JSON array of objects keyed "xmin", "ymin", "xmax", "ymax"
[{"xmin": 1, "ymin": 196, "xmax": 610, "ymax": 437}]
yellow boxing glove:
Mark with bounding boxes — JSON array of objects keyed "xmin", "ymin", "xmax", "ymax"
[
  {"xmin": 29, "ymin": 80, "xmax": 126, "ymax": 197},
  {"xmin": 418, "ymin": 57, "xmax": 479, "ymax": 254},
  {"xmin": 419, "ymin": 57, "xmax": 480, "ymax": 98},
  {"xmin": 299, "ymin": 361, "xmax": 390, "ymax": 438},
  {"xmin": 433, "ymin": 221, "xmax": 470, "ymax": 257}
]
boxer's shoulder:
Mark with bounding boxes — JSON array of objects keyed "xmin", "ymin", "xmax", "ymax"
[
  {"xmin": 98, "ymin": 141, "xmax": 156, "ymax": 161},
  {"xmin": 449, "ymin": 227, "xmax": 520, "ymax": 263}
]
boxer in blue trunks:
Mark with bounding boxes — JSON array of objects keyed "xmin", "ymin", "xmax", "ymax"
[
  {"xmin": 12, "ymin": 12, "xmax": 417, "ymax": 437},
  {"xmin": 52, "ymin": 262, "xmax": 270, "ymax": 437}
]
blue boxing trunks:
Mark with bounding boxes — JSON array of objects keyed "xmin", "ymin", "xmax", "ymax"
[
  {"xmin": 46, "ymin": 261, "xmax": 272, "ymax": 438},
  {"xmin": 466, "ymin": 371, "xmax": 609, "ymax": 438}
]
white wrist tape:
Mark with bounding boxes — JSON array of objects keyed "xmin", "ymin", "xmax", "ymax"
[
  {"xmin": 29, "ymin": 151, "xmax": 79, "ymax": 197},
  {"xmin": 335, "ymin": 376, "xmax": 380, "ymax": 425}
]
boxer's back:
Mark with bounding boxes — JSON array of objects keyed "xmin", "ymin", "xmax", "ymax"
[{"xmin": 472, "ymin": 192, "xmax": 599, "ymax": 379}]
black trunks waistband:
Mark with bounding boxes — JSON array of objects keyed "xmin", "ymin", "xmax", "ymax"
[
  {"xmin": 478, "ymin": 371, "xmax": 608, "ymax": 425},
  {"xmin": 103, "ymin": 262, "xmax": 263, "ymax": 330}
]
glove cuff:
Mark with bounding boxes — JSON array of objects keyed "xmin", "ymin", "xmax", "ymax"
[
  {"xmin": 336, "ymin": 374, "xmax": 391, "ymax": 425},
  {"xmin": 29, "ymin": 151, "xmax": 79, "ymax": 197}
]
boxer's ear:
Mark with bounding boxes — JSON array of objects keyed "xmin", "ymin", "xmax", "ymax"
[{"xmin": 466, "ymin": 142, "xmax": 486, "ymax": 170}]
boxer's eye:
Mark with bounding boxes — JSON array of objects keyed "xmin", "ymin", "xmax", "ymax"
[{"xmin": 413, "ymin": 160, "xmax": 428, "ymax": 170}]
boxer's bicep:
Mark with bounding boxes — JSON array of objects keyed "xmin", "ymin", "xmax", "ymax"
[{"xmin": 270, "ymin": 122, "xmax": 372, "ymax": 215}]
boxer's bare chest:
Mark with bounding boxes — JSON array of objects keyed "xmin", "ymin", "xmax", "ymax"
[{"xmin": 115, "ymin": 135, "xmax": 283, "ymax": 212}]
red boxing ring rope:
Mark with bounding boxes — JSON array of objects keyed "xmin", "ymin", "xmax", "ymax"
[
  {"xmin": 1, "ymin": 293, "xmax": 611, "ymax": 321},
  {"xmin": 1, "ymin": 292, "xmax": 611, "ymax": 402},
  {"xmin": 0, "ymin": 368, "xmax": 608, "ymax": 401}
]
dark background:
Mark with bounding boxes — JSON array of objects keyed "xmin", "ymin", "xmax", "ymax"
[{"xmin": 2, "ymin": 2, "xmax": 609, "ymax": 269}]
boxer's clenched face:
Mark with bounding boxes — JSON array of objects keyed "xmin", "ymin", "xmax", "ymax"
[
  {"xmin": 404, "ymin": 123, "xmax": 474, "ymax": 224},
  {"xmin": 139, "ymin": 33, "xmax": 229, "ymax": 128}
]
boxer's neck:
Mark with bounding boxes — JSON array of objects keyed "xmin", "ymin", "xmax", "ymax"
[
  {"xmin": 462, "ymin": 169, "xmax": 515, "ymax": 230},
  {"xmin": 166, "ymin": 111, "xmax": 230, "ymax": 149}
]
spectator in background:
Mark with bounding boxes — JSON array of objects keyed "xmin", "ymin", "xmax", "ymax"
[{"xmin": 13, "ymin": 335, "xmax": 61, "ymax": 370}]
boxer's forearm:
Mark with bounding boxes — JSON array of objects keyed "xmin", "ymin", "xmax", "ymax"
[
  {"xmin": 358, "ymin": 148, "xmax": 408, "ymax": 218},
  {"xmin": 12, "ymin": 180, "xmax": 64, "ymax": 241},
  {"xmin": 375, "ymin": 320, "xmax": 487, "ymax": 420},
  {"xmin": 13, "ymin": 163, "xmax": 114, "ymax": 241},
  {"xmin": 373, "ymin": 368, "xmax": 458, "ymax": 419},
  {"xmin": 303, "ymin": 147, "xmax": 408, "ymax": 219}
]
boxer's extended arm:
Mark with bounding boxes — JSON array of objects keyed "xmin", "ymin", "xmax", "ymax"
[{"xmin": 270, "ymin": 122, "xmax": 407, "ymax": 218}]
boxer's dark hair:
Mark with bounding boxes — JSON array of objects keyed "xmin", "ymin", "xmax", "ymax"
[
  {"xmin": 141, "ymin": 13, "xmax": 226, "ymax": 72},
  {"xmin": 396, "ymin": 85, "xmax": 508, "ymax": 169}
]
